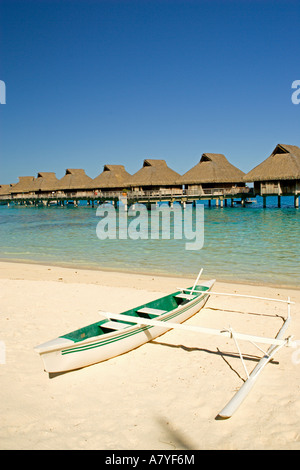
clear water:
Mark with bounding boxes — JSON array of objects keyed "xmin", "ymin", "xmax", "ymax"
[{"xmin": 0, "ymin": 196, "xmax": 299, "ymax": 287}]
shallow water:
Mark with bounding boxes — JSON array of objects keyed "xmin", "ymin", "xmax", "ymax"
[{"xmin": 0, "ymin": 196, "xmax": 299, "ymax": 287}]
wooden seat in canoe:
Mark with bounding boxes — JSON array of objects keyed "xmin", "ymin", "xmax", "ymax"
[
  {"xmin": 175, "ymin": 293, "xmax": 197, "ymax": 300},
  {"xmin": 102, "ymin": 321, "xmax": 129, "ymax": 330},
  {"xmin": 136, "ymin": 307, "xmax": 167, "ymax": 316}
]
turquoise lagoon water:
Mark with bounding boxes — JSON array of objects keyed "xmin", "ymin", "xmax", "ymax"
[{"xmin": 0, "ymin": 197, "xmax": 299, "ymax": 287}]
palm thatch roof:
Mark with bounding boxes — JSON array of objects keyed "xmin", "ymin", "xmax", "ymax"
[
  {"xmin": 0, "ymin": 184, "xmax": 12, "ymax": 196},
  {"xmin": 128, "ymin": 159, "xmax": 181, "ymax": 187},
  {"xmin": 10, "ymin": 176, "xmax": 35, "ymax": 194},
  {"xmin": 244, "ymin": 144, "xmax": 300, "ymax": 182},
  {"xmin": 91, "ymin": 165, "xmax": 131, "ymax": 189},
  {"xmin": 56, "ymin": 169, "xmax": 93, "ymax": 190},
  {"xmin": 31, "ymin": 172, "xmax": 59, "ymax": 192},
  {"xmin": 180, "ymin": 153, "xmax": 245, "ymax": 184}
]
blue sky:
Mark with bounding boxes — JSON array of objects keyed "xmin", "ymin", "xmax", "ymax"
[{"xmin": 0, "ymin": 0, "xmax": 299, "ymax": 184}]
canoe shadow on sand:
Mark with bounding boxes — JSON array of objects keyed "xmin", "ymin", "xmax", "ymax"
[{"xmin": 150, "ymin": 339, "xmax": 279, "ymax": 383}]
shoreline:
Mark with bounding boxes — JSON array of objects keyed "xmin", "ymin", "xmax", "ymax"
[
  {"xmin": 0, "ymin": 259, "xmax": 299, "ymax": 450},
  {"xmin": 0, "ymin": 258, "xmax": 298, "ymax": 291}
]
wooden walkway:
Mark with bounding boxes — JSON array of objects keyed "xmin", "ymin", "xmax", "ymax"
[
  {"xmin": 0, "ymin": 188, "xmax": 299, "ymax": 207},
  {"xmin": 0, "ymin": 188, "xmax": 254, "ymax": 208}
]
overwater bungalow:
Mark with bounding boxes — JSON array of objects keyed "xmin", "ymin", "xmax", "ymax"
[
  {"xmin": 56, "ymin": 169, "xmax": 93, "ymax": 198},
  {"xmin": 90, "ymin": 165, "xmax": 131, "ymax": 195},
  {"xmin": 9, "ymin": 176, "xmax": 36, "ymax": 199},
  {"xmin": 180, "ymin": 153, "xmax": 246, "ymax": 196},
  {"xmin": 31, "ymin": 172, "xmax": 59, "ymax": 197},
  {"xmin": 244, "ymin": 144, "xmax": 300, "ymax": 206},
  {"xmin": 128, "ymin": 159, "xmax": 182, "ymax": 195},
  {"xmin": 0, "ymin": 184, "xmax": 13, "ymax": 201}
]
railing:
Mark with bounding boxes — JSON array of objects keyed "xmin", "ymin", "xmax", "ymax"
[
  {"xmin": 186, "ymin": 187, "xmax": 250, "ymax": 196},
  {"xmin": 0, "ymin": 186, "xmax": 252, "ymax": 201},
  {"xmin": 129, "ymin": 189, "xmax": 183, "ymax": 198}
]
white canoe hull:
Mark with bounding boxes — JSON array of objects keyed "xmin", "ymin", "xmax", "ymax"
[{"xmin": 35, "ymin": 280, "xmax": 214, "ymax": 373}]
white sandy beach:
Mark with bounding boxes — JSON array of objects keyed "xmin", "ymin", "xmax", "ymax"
[{"xmin": 0, "ymin": 260, "xmax": 299, "ymax": 450}]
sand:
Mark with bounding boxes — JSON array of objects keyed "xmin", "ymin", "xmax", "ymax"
[{"xmin": 0, "ymin": 260, "xmax": 299, "ymax": 450}]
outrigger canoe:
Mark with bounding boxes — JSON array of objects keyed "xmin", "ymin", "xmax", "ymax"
[
  {"xmin": 34, "ymin": 275, "xmax": 215, "ymax": 374},
  {"xmin": 34, "ymin": 268, "xmax": 297, "ymax": 419}
]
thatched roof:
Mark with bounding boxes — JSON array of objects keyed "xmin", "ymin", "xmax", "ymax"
[
  {"xmin": 10, "ymin": 176, "xmax": 35, "ymax": 194},
  {"xmin": 128, "ymin": 159, "xmax": 181, "ymax": 187},
  {"xmin": 31, "ymin": 172, "xmax": 59, "ymax": 192},
  {"xmin": 91, "ymin": 165, "xmax": 131, "ymax": 189},
  {"xmin": 0, "ymin": 184, "xmax": 12, "ymax": 196},
  {"xmin": 244, "ymin": 144, "xmax": 300, "ymax": 182},
  {"xmin": 56, "ymin": 169, "xmax": 93, "ymax": 190},
  {"xmin": 180, "ymin": 153, "xmax": 245, "ymax": 184}
]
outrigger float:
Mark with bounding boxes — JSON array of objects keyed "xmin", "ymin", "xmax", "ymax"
[{"xmin": 34, "ymin": 269, "xmax": 297, "ymax": 419}]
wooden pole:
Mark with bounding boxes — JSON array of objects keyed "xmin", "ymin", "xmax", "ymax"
[
  {"xmin": 190, "ymin": 268, "xmax": 203, "ymax": 294},
  {"xmin": 177, "ymin": 288, "xmax": 294, "ymax": 304},
  {"xmin": 100, "ymin": 312, "xmax": 296, "ymax": 348}
]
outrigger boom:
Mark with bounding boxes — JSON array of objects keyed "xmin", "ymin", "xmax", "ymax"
[
  {"xmin": 177, "ymin": 288, "xmax": 295, "ymax": 305},
  {"xmin": 100, "ymin": 289, "xmax": 296, "ymax": 419},
  {"xmin": 100, "ymin": 311, "xmax": 295, "ymax": 349}
]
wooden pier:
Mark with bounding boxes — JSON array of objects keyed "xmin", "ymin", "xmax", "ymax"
[
  {"xmin": 2, "ymin": 187, "xmax": 298, "ymax": 208},
  {"xmin": 0, "ymin": 187, "xmax": 254, "ymax": 208}
]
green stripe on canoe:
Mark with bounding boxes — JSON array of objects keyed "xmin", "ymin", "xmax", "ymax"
[{"xmin": 61, "ymin": 293, "xmax": 208, "ymax": 356}]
